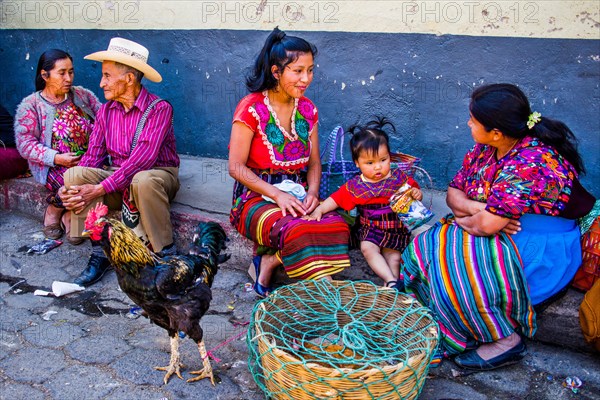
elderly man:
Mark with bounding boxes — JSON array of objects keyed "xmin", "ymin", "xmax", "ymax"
[{"xmin": 61, "ymin": 38, "xmax": 180, "ymax": 286}]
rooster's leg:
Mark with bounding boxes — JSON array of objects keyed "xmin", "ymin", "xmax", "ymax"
[
  {"xmin": 154, "ymin": 335, "xmax": 185, "ymax": 384},
  {"xmin": 187, "ymin": 339, "xmax": 214, "ymax": 385}
]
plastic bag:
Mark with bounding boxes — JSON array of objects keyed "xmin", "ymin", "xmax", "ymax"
[
  {"xmin": 27, "ymin": 239, "xmax": 62, "ymax": 255},
  {"xmin": 263, "ymin": 179, "xmax": 307, "ymax": 203},
  {"xmin": 390, "ymin": 184, "xmax": 434, "ymax": 231}
]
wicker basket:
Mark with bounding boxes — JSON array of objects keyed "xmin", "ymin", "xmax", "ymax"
[
  {"xmin": 247, "ymin": 280, "xmax": 439, "ymax": 400},
  {"xmin": 390, "ymin": 152, "xmax": 421, "ymax": 173}
]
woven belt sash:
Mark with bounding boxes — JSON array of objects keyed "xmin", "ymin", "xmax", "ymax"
[{"xmin": 359, "ymin": 206, "xmax": 403, "ymax": 230}]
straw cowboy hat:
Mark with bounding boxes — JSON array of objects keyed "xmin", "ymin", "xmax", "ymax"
[{"xmin": 85, "ymin": 37, "xmax": 162, "ymax": 83}]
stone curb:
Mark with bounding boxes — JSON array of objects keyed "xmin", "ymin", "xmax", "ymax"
[{"xmin": 0, "ymin": 173, "xmax": 595, "ymax": 354}]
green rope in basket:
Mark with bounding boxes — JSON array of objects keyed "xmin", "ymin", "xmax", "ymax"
[{"xmin": 247, "ymin": 280, "xmax": 439, "ymax": 400}]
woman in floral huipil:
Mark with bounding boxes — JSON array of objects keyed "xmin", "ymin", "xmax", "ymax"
[
  {"xmin": 15, "ymin": 49, "xmax": 101, "ymax": 242},
  {"xmin": 401, "ymin": 84, "xmax": 596, "ymax": 371},
  {"xmin": 228, "ymin": 28, "xmax": 350, "ymax": 297}
]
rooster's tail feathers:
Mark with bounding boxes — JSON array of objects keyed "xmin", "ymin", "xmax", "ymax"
[{"xmin": 189, "ymin": 222, "xmax": 229, "ymax": 271}]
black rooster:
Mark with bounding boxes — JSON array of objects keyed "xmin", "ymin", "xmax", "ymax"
[{"xmin": 82, "ymin": 203, "xmax": 229, "ymax": 385}]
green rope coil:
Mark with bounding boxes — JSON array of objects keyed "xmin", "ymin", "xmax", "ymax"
[
  {"xmin": 579, "ymin": 199, "xmax": 600, "ymax": 234},
  {"xmin": 247, "ymin": 279, "xmax": 439, "ymax": 400}
]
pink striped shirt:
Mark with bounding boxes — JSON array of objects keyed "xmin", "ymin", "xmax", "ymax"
[{"xmin": 80, "ymin": 86, "xmax": 180, "ymax": 193}]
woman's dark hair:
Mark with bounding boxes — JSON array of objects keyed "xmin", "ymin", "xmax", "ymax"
[
  {"xmin": 35, "ymin": 49, "xmax": 73, "ymax": 91},
  {"xmin": 470, "ymin": 83, "xmax": 585, "ymax": 174},
  {"xmin": 348, "ymin": 116, "xmax": 395, "ymax": 162},
  {"xmin": 246, "ymin": 27, "xmax": 318, "ymax": 93}
]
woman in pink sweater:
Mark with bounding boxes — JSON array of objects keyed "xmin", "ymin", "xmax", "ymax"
[{"xmin": 15, "ymin": 49, "xmax": 101, "ymax": 242}]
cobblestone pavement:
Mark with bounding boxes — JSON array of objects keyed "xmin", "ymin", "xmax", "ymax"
[{"xmin": 1, "ymin": 210, "xmax": 599, "ymax": 400}]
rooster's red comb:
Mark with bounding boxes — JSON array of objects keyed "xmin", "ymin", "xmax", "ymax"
[{"xmin": 84, "ymin": 202, "xmax": 109, "ymax": 230}]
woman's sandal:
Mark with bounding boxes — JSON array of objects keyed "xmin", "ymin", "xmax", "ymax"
[
  {"xmin": 43, "ymin": 206, "xmax": 64, "ymax": 240},
  {"xmin": 453, "ymin": 340, "xmax": 527, "ymax": 370},
  {"xmin": 385, "ymin": 280, "xmax": 405, "ymax": 292},
  {"xmin": 251, "ymin": 255, "xmax": 273, "ymax": 298}
]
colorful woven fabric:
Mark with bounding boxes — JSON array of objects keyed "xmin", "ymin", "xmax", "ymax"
[
  {"xmin": 450, "ymin": 136, "xmax": 576, "ymax": 219},
  {"xmin": 401, "ymin": 217, "xmax": 537, "ymax": 356},
  {"xmin": 331, "ymin": 168, "xmax": 416, "ymax": 251},
  {"xmin": 357, "ymin": 205, "xmax": 410, "ymax": 250},
  {"xmin": 232, "ymin": 91, "xmax": 317, "ymax": 171},
  {"xmin": 49, "ymin": 100, "xmax": 93, "ymax": 154},
  {"xmin": 230, "ymin": 91, "xmax": 349, "ymax": 280},
  {"xmin": 45, "ymin": 168, "xmax": 66, "ymax": 207},
  {"xmin": 232, "ymin": 194, "xmax": 350, "ymax": 280},
  {"xmin": 332, "ymin": 168, "xmax": 417, "ymax": 209},
  {"xmin": 43, "ymin": 99, "xmax": 94, "ymax": 207}
]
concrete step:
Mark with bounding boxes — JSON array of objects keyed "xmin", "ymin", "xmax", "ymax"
[
  {"xmin": 0, "ymin": 155, "xmax": 594, "ymax": 354},
  {"xmin": 0, "ymin": 156, "xmax": 250, "ymax": 258}
]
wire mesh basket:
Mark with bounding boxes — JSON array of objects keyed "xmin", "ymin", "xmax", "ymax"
[{"xmin": 247, "ymin": 280, "xmax": 439, "ymax": 399}]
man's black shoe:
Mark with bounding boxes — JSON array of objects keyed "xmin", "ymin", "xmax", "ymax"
[{"xmin": 74, "ymin": 254, "xmax": 111, "ymax": 287}]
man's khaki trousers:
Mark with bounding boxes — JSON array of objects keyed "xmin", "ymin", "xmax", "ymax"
[{"xmin": 64, "ymin": 166, "xmax": 180, "ymax": 252}]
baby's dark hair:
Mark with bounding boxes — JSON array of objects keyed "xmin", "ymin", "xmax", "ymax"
[{"xmin": 348, "ymin": 116, "xmax": 395, "ymax": 162}]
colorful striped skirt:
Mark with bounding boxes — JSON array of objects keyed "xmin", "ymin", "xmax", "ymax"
[
  {"xmin": 401, "ymin": 217, "xmax": 536, "ymax": 356},
  {"xmin": 231, "ymin": 181, "xmax": 351, "ymax": 281},
  {"xmin": 357, "ymin": 204, "xmax": 411, "ymax": 251}
]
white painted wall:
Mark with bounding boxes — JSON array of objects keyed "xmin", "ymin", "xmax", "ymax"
[{"xmin": 1, "ymin": 1, "xmax": 599, "ymax": 39}]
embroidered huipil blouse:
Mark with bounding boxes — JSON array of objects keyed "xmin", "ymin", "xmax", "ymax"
[
  {"xmin": 449, "ymin": 136, "xmax": 577, "ymax": 219},
  {"xmin": 331, "ymin": 168, "xmax": 417, "ymax": 210},
  {"xmin": 232, "ymin": 91, "xmax": 318, "ymax": 172},
  {"xmin": 49, "ymin": 100, "xmax": 94, "ymax": 155}
]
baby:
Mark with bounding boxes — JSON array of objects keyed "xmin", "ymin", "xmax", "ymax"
[{"xmin": 308, "ymin": 117, "xmax": 422, "ymax": 291}]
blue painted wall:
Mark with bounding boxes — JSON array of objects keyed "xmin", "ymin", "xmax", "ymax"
[{"xmin": 1, "ymin": 29, "xmax": 598, "ymax": 194}]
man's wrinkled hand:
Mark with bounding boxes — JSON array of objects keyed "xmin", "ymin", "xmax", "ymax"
[
  {"xmin": 60, "ymin": 184, "xmax": 105, "ymax": 214},
  {"xmin": 59, "ymin": 186, "xmax": 79, "ymax": 211}
]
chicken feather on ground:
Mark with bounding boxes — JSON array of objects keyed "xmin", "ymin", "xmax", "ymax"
[{"xmin": 83, "ymin": 203, "xmax": 229, "ymax": 385}]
